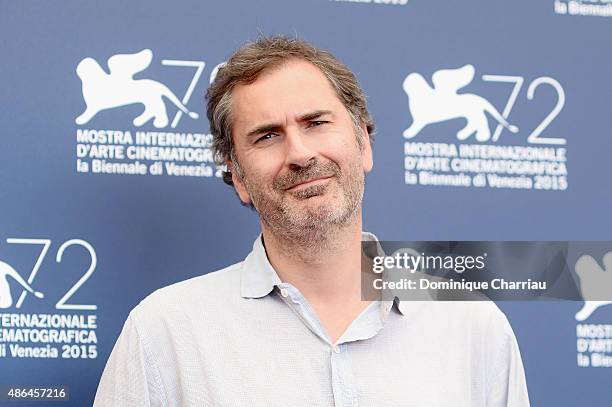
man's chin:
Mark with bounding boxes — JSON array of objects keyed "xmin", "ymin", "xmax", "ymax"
[{"xmin": 284, "ymin": 202, "xmax": 353, "ymax": 228}]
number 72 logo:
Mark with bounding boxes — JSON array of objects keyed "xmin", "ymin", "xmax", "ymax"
[
  {"xmin": 2, "ymin": 238, "xmax": 97, "ymax": 310},
  {"xmin": 482, "ymin": 74, "xmax": 566, "ymax": 145},
  {"xmin": 403, "ymin": 65, "xmax": 567, "ymax": 145}
]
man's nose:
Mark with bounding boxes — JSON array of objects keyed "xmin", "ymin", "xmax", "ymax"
[{"xmin": 284, "ymin": 127, "xmax": 316, "ymax": 169}]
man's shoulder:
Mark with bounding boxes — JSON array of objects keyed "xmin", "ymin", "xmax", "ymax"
[
  {"xmin": 419, "ymin": 300, "xmax": 513, "ymax": 336},
  {"xmin": 463, "ymin": 300, "xmax": 512, "ymax": 330},
  {"xmin": 130, "ymin": 261, "xmax": 244, "ymax": 324},
  {"xmin": 458, "ymin": 301, "xmax": 516, "ymax": 347}
]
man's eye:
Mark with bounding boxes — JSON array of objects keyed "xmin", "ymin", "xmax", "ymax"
[
  {"xmin": 306, "ymin": 120, "xmax": 329, "ymax": 129},
  {"xmin": 256, "ymin": 133, "xmax": 275, "ymax": 143},
  {"xmin": 308, "ymin": 120, "xmax": 328, "ymax": 128}
]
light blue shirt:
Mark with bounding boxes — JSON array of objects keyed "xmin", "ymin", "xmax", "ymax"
[{"xmin": 94, "ymin": 232, "xmax": 529, "ymax": 406}]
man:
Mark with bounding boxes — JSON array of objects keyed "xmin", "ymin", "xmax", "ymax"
[{"xmin": 94, "ymin": 36, "xmax": 530, "ymax": 406}]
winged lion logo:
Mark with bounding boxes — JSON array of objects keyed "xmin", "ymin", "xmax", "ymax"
[
  {"xmin": 575, "ymin": 252, "xmax": 612, "ymax": 321},
  {"xmin": 75, "ymin": 49, "xmax": 199, "ymax": 128},
  {"xmin": 402, "ymin": 64, "xmax": 519, "ymax": 142}
]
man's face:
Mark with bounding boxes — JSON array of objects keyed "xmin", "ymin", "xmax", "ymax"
[{"xmin": 229, "ymin": 59, "xmax": 373, "ymax": 234}]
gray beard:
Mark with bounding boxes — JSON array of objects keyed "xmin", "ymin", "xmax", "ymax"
[{"xmin": 245, "ymin": 161, "xmax": 365, "ymax": 252}]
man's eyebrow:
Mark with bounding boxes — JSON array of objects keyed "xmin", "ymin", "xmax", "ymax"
[
  {"xmin": 244, "ymin": 110, "xmax": 333, "ymax": 139},
  {"xmin": 298, "ymin": 110, "xmax": 333, "ymax": 122},
  {"xmin": 245, "ymin": 123, "xmax": 283, "ymax": 140}
]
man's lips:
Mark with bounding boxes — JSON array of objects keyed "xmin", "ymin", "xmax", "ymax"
[{"xmin": 285, "ymin": 176, "xmax": 333, "ymax": 191}]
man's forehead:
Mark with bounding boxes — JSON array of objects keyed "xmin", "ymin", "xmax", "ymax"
[{"xmin": 230, "ymin": 59, "xmax": 345, "ymax": 131}]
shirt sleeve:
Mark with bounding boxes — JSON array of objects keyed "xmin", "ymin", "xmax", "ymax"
[
  {"xmin": 485, "ymin": 310, "xmax": 531, "ymax": 407},
  {"xmin": 93, "ymin": 313, "xmax": 165, "ymax": 407}
]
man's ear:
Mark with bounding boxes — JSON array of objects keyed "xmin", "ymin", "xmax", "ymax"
[
  {"xmin": 359, "ymin": 122, "xmax": 373, "ymax": 173},
  {"xmin": 226, "ymin": 159, "xmax": 252, "ymax": 205}
]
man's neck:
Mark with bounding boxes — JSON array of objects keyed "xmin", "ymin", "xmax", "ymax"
[{"xmin": 260, "ymin": 214, "xmax": 365, "ymax": 304}]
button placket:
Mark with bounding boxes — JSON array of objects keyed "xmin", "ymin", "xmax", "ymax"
[{"xmin": 330, "ymin": 343, "xmax": 358, "ymax": 407}]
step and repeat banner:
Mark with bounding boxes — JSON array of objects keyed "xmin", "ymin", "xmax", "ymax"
[{"xmin": 1, "ymin": 0, "xmax": 611, "ymax": 405}]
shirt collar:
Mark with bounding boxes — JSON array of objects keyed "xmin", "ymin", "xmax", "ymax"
[
  {"xmin": 240, "ymin": 231, "xmax": 409, "ymax": 316},
  {"xmin": 240, "ymin": 233, "xmax": 282, "ymax": 299},
  {"xmin": 362, "ymin": 232, "xmax": 409, "ymax": 316}
]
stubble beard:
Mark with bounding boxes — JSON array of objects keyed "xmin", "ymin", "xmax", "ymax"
[{"xmin": 242, "ymin": 156, "xmax": 365, "ymax": 247}]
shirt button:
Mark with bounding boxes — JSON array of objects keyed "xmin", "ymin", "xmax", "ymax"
[
  {"xmin": 333, "ymin": 345, "xmax": 340, "ymax": 353},
  {"xmin": 280, "ymin": 288, "xmax": 289, "ymax": 298}
]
